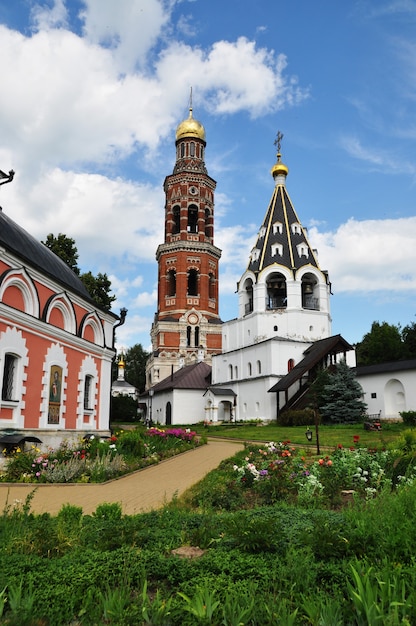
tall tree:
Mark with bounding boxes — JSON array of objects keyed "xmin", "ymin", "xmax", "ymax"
[
  {"xmin": 355, "ymin": 321, "xmax": 405, "ymax": 365},
  {"xmin": 42, "ymin": 233, "xmax": 115, "ymax": 311},
  {"xmin": 320, "ymin": 359, "xmax": 367, "ymax": 424},
  {"xmin": 80, "ymin": 271, "xmax": 115, "ymax": 312},
  {"xmin": 123, "ymin": 344, "xmax": 149, "ymax": 393},
  {"xmin": 42, "ymin": 233, "xmax": 80, "ymax": 275},
  {"xmin": 402, "ymin": 321, "xmax": 416, "ymax": 359}
]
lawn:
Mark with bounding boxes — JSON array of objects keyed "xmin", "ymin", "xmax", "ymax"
[{"xmin": 190, "ymin": 420, "xmax": 404, "ymax": 450}]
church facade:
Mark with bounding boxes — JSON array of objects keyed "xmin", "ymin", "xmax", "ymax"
[
  {"xmin": 0, "ymin": 194, "xmax": 120, "ymax": 449},
  {"xmin": 209, "ymin": 138, "xmax": 354, "ymax": 422}
]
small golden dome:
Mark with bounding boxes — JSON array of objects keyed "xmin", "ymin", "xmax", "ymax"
[
  {"xmin": 271, "ymin": 153, "xmax": 289, "ymax": 178},
  {"xmin": 176, "ymin": 107, "xmax": 206, "ymax": 142}
]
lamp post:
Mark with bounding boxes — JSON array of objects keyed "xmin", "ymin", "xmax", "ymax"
[{"xmin": 148, "ymin": 388, "xmax": 154, "ymax": 427}]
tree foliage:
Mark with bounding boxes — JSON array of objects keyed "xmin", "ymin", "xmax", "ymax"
[
  {"xmin": 355, "ymin": 321, "xmax": 405, "ymax": 366},
  {"xmin": 318, "ymin": 360, "xmax": 367, "ymax": 424},
  {"xmin": 124, "ymin": 344, "xmax": 149, "ymax": 393},
  {"xmin": 80, "ymin": 270, "xmax": 115, "ymax": 312},
  {"xmin": 42, "ymin": 233, "xmax": 80, "ymax": 275},
  {"xmin": 111, "ymin": 395, "xmax": 138, "ymax": 422},
  {"xmin": 42, "ymin": 232, "xmax": 115, "ymax": 311}
]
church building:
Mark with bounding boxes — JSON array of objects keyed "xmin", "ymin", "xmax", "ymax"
[
  {"xmin": 208, "ymin": 135, "xmax": 354, "ymax": 422},
  {"xmin": 0, "ymin": 171, "xmax": 121, "ymax": 450}
]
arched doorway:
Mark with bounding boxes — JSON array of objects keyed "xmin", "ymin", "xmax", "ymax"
[{"xmin": 165, "ymin": 401, "xmax": 172, "ymax": 425}]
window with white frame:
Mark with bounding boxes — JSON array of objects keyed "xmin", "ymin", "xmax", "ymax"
[
  {"xmin": 272, "ymin": 222, "xmax": 283, "ymax": 234},
  {"xmin": 84, "ymin": 375, "xmax": 93, "ymax": 410},
  {"xmin": 2, "ymin": 353, "xmax": 17, "ymax": 401},
  {"xmin": 271, "ymin": 243, "xmax": 283, "ymax": 257}
]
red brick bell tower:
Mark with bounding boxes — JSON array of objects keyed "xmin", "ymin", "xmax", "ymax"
[{"xmin": 146, "ymin": 105, "xmax": 222, "ymax": 387}]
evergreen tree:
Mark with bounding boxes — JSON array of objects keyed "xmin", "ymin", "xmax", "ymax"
[{"xmin": 320, "ymin": 359, "xmax": 367, "ymax": 424}]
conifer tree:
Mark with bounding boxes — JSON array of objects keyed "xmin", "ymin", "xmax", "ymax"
[{"xmin": 320, "ymin": 359, "xmax": 367, "ymax": 423}]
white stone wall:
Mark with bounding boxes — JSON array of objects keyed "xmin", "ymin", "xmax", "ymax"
[{"xmin": 357, "ymin": 369, "xmax": 416, "ymax": 419}]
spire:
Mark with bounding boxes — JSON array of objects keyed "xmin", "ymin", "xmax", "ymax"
[
  {"xmin": 247, "ymin": 133, "xmax": 318, "ymax": 275},
  {"xmin": 271, "ymin": 131, "xmax": 289, "ymax": 184}
]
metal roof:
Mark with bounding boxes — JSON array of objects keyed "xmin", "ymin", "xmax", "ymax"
[
  {"xmin": 269, "ymin": 334, "xmax": 353, "ymax": 392},
  {"xmin": 0, "ymin": 208, "xmax": 92, "ymax": 300}
]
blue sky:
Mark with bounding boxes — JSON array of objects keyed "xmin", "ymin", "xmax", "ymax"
[{"xmin": 1, "ymin": 0, "xmax": 416, "ymax": 352}]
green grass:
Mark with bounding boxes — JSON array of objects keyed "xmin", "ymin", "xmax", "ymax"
[{"xmin": 189, "ymin": 421, "xmax": 405, "ymax": 450}]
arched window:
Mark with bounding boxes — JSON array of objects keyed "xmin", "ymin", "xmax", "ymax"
[
  {"xmin": 248, "ymin": 362, "xmax": 252, "ymax": 376},
  {"xmin": 229, "ymin": 364, "xmax": 233, "ymax": 380},
  {"xmin": 266, "ymin": 273, "xmax": 287, "ymax": 310},
  {"xmin": 301, "ymin": 274, "xmax": 319, "ymax": 310},
  {"xmin": 209, "ymin": 273, "xmax": 215, "ymax": 299},
  {"xmin": 187, "ymin": 205, "xmax": 198, "ymax": 233},
  {"xmin": 257, "ymin": 360, "xmax": 262, "ymax": 375},
  {"xmin": 172, "ymin": 206, "xmax": 180, "ymax": 234},
  {"xmin": 288, "ymin": 359, "xmax": 295, "ymax": 372},
  {"xmin": 167, "ymin": 270, "xmax": 176, "ymax": 296},
  {"xmin": 205, "ymin": 208, "xmax": 212, "ymax": 239},
  {"xmin": 234, "ymin": 366, "xmax": 238, "ymax": 379},
  {"xmin": 194, "ymin": 326, "xmax": 199, "ymax": 347},
  {"xmin": 190, "ymin": 141, "xmax": 195, "ymax": 156},
  {"xmin": 180, "ymin": 143, "xmax": 185, "ymax": 158},
  {"xmin": 187, "ymin": 326, "xmax": 191, "ymax": 347},
  {"xmin": 243, "ymin": 278, "xmax": 253, "ymax": 315},
  {"xmin": 187, "ymin": 269, "xmax": 199, "ymax": 296}
]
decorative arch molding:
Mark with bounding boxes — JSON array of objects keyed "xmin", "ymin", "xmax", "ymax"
[
  {"xmin": 76, "ymin": 355, "xmax": 99, "ymax": 429},
  {"xmin": 40, "ymin": 343, "xmax": 68, "ymax": 429},
  {"xmin": 43, "ymin": 293, "xmax": 77, "ymax": 334},
  {"xmin": 259, "ymin": 266, "xmax": 292, "ymax": 285},
  {"xmin": 79, "ymin": 311, "xmax": 105, "ymax": 347},
  {"xmin": 0, "ymin": 268, "xmax": 39, "ymax": 317},
  {"xmin": 295, "ymin": 266, "xmax": 324, "ymax": 284},
  {"xmin": 0, "ymin": 326, "xmax": 29, "ymax": 427}
]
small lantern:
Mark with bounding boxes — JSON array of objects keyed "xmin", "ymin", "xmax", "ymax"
[{"xmin": 305, "ymin": 427, "xmax": 313, "ymax": 442}]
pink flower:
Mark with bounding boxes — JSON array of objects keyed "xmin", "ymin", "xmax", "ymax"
[{"xmin": 326, "ymin": 459, "xmax": 333, "ymax": 467}]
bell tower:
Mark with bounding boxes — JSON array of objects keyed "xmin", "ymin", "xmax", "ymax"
[{"xmin": 146, "ymin": 103, "xmax": 222, "ymax": 387}]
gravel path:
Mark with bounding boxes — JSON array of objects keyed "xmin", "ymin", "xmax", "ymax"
[{"xmin": 0, "ymin": 439, "xmax": 243, "ymax": 516}]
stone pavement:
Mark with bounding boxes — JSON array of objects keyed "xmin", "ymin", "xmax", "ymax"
[{"xmin": 0, "ymin": 439, "xmax": 243, "ymax": 516}]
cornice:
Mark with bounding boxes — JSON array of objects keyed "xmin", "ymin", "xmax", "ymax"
[{"xmin": 156, "ymin": 240, "xmax": 222, "ymax": 260}]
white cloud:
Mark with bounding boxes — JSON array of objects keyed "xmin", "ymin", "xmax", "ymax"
[
  {"xmin": 309, "ymin": 217, "xmax": 416, "ymax": 292},
  {"xmin": 80, "ymin": 0, "xmax": 172, "ymax": 72},
  {"xmin": 31, "ymin": 0, "xmax": 68, "ymax": 30}
]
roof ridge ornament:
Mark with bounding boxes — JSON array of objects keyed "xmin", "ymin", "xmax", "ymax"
[{"xmin": 271, "ymin": 131, "xmax": 288, "ymax": 182}]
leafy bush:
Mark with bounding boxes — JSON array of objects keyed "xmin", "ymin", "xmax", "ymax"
[
  {"xmin": 277, "ymin": 408, "xmax": 316, "ymax": 426},
  {"xmin": 399, "ymin": 410, "xmax": 416, "ymax": 426}
]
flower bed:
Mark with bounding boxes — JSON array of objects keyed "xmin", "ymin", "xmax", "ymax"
[
  {"xmin": 209, "ymin": 436, "xmax": 416, "ymax": 509},
  {"xmin": 0, "ymin": 427, "xmax": 201, "ymax": 483}
]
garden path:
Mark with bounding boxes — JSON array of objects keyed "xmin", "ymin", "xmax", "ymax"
[{"xmin": 0, "ymin": 439, "xmax": 243, "ymax": 516}]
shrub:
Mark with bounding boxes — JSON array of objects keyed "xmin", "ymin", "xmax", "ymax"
[
  {"xmin": 399, "ymin": 410, "xmax": 416, "ymax": 426},
  {"xmin": 277, "ymin": 408, "xmax": 316, "ymax": 426}
]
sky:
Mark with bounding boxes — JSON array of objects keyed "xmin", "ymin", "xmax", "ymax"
[{"xmin": 1, "ymin": 0, "xmax": 416, "ymax": 352}]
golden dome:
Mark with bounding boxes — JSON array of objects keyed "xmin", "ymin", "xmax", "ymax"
[
  {"xmin": 271, "ymin": 153, "xmax": 289, "ymax": 178},
  {"xmin": 176, "ymin": 107, "xmax": 206, "ymax": 142}
]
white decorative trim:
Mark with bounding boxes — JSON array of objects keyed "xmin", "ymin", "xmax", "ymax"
[
  {"xmin": 45, "ymin": 293, "xmax": 77, "ymax": 334},
  {"xmin": 76, "ymin": 355, "xmax": 99, "ymax": 430},
  {"xmin": 0, "ymin": 268, "xmax": 39, "ymax": 317},
  {"xmin": 80, "ymin": 312, "xmax": 104, "ymax": 347},
  {"xmin": 39, "ymin": 344, "xmax": 68, "ymax": 429},
  {"xmin": 0, "ymin": 326, "xmax": 29, "ymax": 428}
]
